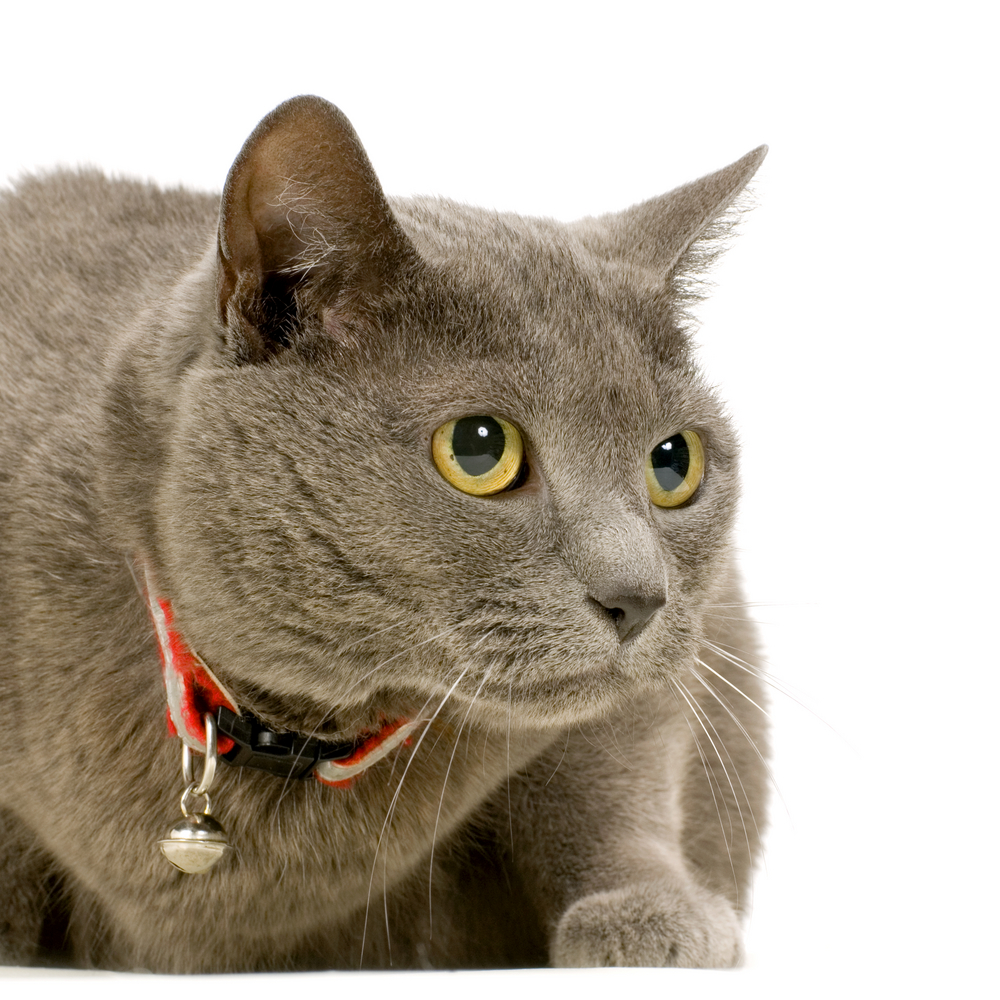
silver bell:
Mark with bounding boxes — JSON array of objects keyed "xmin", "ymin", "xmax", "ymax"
[
  {"xmin": 158, "ymin": 715, "xmax": 231, "ymax": 874},
  {"xmin": 159, "ymin": 808, "xmax": 231, "ymax": 874}
]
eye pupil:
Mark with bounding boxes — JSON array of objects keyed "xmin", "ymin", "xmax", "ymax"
[
  {"xmin": 650, "ymin": 433, "xmax": 690, "ymax": 492},
  {"xmin": 452, "ymin": 416, "xmax": 506, "ymax": 476}
]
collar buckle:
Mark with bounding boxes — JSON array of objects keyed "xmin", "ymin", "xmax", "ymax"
[{"xmin": 215, "ymin": 706, "xmax": 355, "ymax": 780}]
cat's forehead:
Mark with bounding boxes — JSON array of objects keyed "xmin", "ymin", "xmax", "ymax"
[
  {"xmin": 392, "ymin": 196, "xmax": 692, "ymax": 366},
  {"xmin": 327, "ymin": 203, "xmax": 726, "ymax": 440}
]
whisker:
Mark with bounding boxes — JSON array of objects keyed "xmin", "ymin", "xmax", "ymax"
[
  {"xmin": 700, "ymin": 638, "xmax": 768, "ymax": 675},
  {"xmin": 700, "ymin": 639, "xmax": 800, "ymax": 703},
  {"xmin": 701, "ymin": 639, "xmax": 835, "ymax": 731},
  {"xmin": 341, "ymin": 621, "xmax": 469, "ymax": 701},
  {"xmin": 700, "ymin": 601, "xmax": 796, "ymax": 610},
  {"xmin": 543, "ymin": 728, "xmax": 572, "ymax": 787},
  {"xmin": 701, "ymin": 612, "xmax": 766, "ymax": 624},
  {"xmin": 576, "ymin": 721, "xmax": 634, "ymax": 769},
  {"xmin": 677, "ymin": 676, "xmax": 761, "ymax": 856},
  {"xmin": 372, "ymin": 677, "xmax": 470, "ymax": 960},
  {"xmin": 667, "ymin": 679, "xmax": 737, "ymax": 890},
  {"xmin": 384, "ymin": 683, "xmax": 451, "ymax": 787},
  {"xmin": 270, "ymin": 623, "xmax": 475, "ymax": 822},
  {"xmin": 335, "ymin": 618, "xmax": 410, "ymax": 655},
  {"xmin": 506, "ymin": 676, "xmax": 515, "ymax": 852},
  {"xmin": 695, "ymin": 655, "xmax": 771, "ymax": 719},
  {"xmin": 672, "ymin": 678, "xmax": 753, "ymax": 907},
  {"xmin": 359, "ymin": 661, "xmax": 472, "ymax": 967},
  {"xmin": 428, "ymin": 657, "xmax": 495, "ymax": 936},
  {"xmin": 687, "ymin": 666, "xmax": 785, "ymax": 820}
]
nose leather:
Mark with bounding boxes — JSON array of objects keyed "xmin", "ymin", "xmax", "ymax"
[{"xmin": 589, "ymin": 585, "xmax": 666, "ymax": 643}]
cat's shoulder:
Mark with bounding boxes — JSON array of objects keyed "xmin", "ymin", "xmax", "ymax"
[
  {"xmin": 0, "ymin": 168, "xmax": 218, "ymax": 236},
  {"xmin": 0, "ymin": 171, "xmax": 218, "ymax": 452},
  {"xmin": 0, "ymin": 168, "xmax": 217, "ymax": 307}
]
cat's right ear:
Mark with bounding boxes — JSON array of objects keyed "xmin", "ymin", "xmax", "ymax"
[
  {"xmin": 572, "ymin": 146, "xmax": 767, "ymax": 289},
  {"xmin": 217, "ymin": 96, "xmax": 415, "ymax": 362}
]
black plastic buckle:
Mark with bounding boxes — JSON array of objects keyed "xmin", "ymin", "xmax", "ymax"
[{"xmin": 215, "ymin": 706, "xmax": 355, "ymax": 780}]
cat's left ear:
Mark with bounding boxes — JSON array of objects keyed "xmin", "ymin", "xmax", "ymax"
[
  {"xmin": 573, "ymin": 145, "xmax": 767, "ymax": 279},
  {"xmin": 217, "ymin": 96, "xmax": 416, "ymax": 362}
]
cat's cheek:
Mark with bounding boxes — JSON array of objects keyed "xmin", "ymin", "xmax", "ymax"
[{"xmin": 654, "ymin": 503, "xmax": 738, "ymax": 587}]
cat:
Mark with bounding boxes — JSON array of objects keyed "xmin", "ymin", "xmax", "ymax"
[{"xmin": 0, "ymin": 95, "xmax": 768, "ymax": 972}]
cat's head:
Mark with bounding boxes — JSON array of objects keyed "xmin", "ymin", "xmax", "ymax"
[{"xmin": 104, "ymin": 97, "xmax": 764, "ymax": 734}]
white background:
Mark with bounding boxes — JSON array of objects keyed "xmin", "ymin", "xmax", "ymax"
[{"xmin": 2, "ymin": 2, "xmax": 996, "ymax": 997}]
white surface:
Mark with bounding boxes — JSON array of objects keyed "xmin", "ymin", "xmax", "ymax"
[{"xmin": 2, "ymin": 1, "xmax": 997, "ymax": 996}]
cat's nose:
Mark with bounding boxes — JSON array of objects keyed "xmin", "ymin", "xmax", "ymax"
[
  {"xmin": 550, "ymin": 496, "xmax": 668, "ymax": 644},
  {"xmin": 589, "ymin": 586, "xmax": 666, "ymax": 643}
]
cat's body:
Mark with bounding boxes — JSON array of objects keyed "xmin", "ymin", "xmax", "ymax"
[{"xmin": 0, "ymin": 97, "xmax": 767, "ymax": 971}]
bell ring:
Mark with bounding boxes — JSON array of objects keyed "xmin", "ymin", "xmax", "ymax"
[{"xmin": 158, "ymin": 713, "xmax": 232, "ymax": 874}]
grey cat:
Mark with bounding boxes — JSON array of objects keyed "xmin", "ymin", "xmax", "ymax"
[{"xmin": 0, "ymin": 96, "xmax": 768, "ymax": 972}]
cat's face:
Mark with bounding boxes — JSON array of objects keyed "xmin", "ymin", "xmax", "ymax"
[{"xmin": 135, "ymin": 98, "xmax": 759, "ymax": 735}]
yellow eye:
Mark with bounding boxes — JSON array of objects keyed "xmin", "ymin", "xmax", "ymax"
[
  {"xmin": 432, "ymin": 416, "xmax": 524, "ymax": 496},
  {"xmin": 646, "ymin": 430, "xmax": 705, "ymax": 507}
]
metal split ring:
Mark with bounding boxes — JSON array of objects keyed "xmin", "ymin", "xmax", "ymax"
[
  {"xmin": 181, "ymin": 712, "xmax": 219, "ymax": 797},
  {"xmin": 179, "ymin": 784, "xmax": 214, "ymax": 817}
]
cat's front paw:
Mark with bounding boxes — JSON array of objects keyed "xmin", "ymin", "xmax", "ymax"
[{"xmin": 551, "ymin": 880, "xmax": 742, "ymax": 968}]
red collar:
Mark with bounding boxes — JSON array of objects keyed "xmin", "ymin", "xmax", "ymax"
[{"xmin": 141, "ymin": 564, "xmax": 418, "ymax": 788}]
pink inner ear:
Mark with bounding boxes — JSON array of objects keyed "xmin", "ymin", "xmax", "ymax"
[{"xmin": 322, "ymin": 308, "xmax": 355, "ymax": 347}]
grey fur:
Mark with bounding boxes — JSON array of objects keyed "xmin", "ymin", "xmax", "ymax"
[{"xmin": 0, "ymin": 96, "xmax": 767, "ymax": 971}]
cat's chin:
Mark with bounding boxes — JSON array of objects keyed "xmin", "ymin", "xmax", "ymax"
[
  {"xmin": 226, "ymin": 661, "xmax": 664, "ymax": 740},
  {"xmin": 281, "ymin": 640, "xmax": 688, "ymax": 735},
  {"xmin": 421, "ymin": 664, "xmax": 678, "ymax": 733}
]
